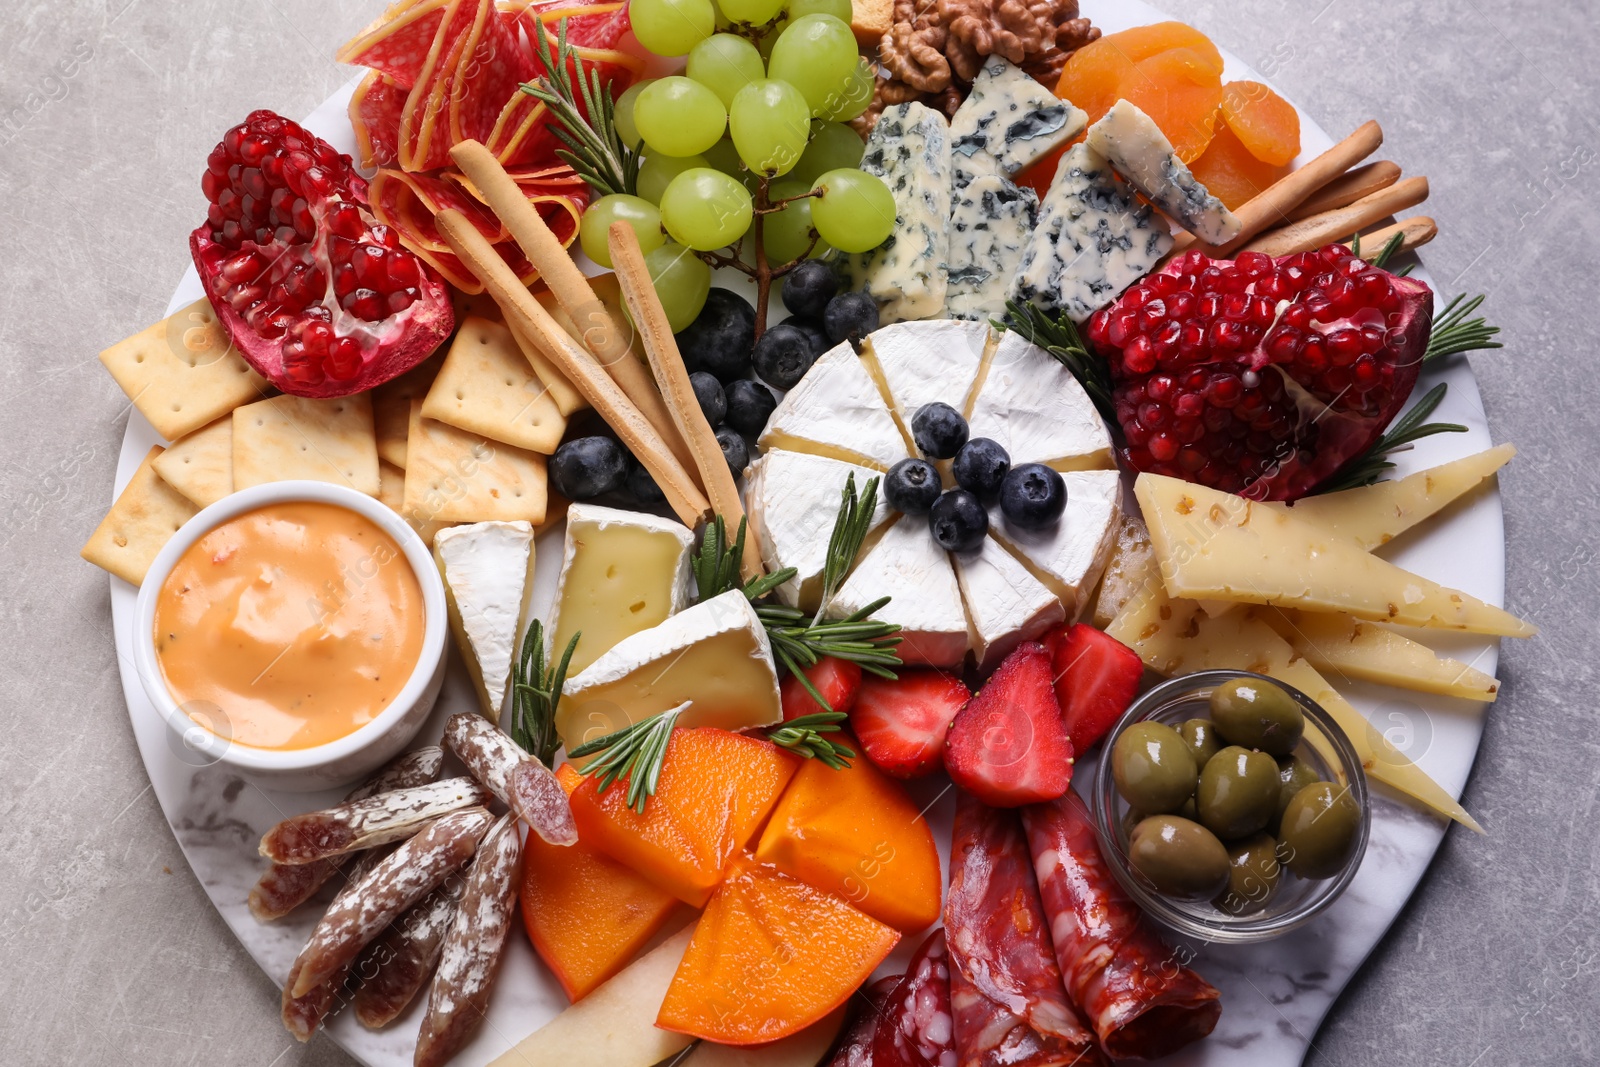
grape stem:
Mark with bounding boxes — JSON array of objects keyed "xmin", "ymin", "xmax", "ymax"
[{"xmin": 696, "ymin": 176, "xmax": 822, "ymax": 339}]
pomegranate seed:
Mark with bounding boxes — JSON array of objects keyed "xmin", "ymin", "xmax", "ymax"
[
  {"xmin": 326, "ymin": 337, "xmax": 364, "ymax": 380},
  {"xmin": 1222, "ymin": 293, "xmax": 1251, "ymax": 320},
  {"xmin": 1123, "ymin": 286, "xmax": 1151, "ymax": 309},
  {"xmin": 1327, "ymin": 329, "xmax": 1364, "ymax": 361},
  {"xmin": 1139, "ymin": 302, "xmax": 1167, "ymax": 332},
  {"xmin": 387, "ymin": 289, "xmax": 417, "ymax": 315},
  {"xmin": 1304, "ymin": 292, "xmax": 1333, "ymax": 318},
  {"xmin": 387, "ymin": 253, "xmax": 422, "ymax": 289},
  {"xmin": 1148, "ymin": 433, "xmax": 1179, "ymax": 462},
  {"xmin": 347, "ymin": 288, "xmax": 386, "ymax": 322},
  {"xmin": 1351, "ymin": 354, "xmax": 1379, "ymax": 388},
  {"xmin": 1206, "ymin": 374, "xmax": 1243, "ymax": 407},
  {"xmin": 1147, "ymin": 374, "xmax": 1175, "ymax": 400},
  {"xmin": 1236, "ymin": 251, "xmax": 1273, "ymax": 277},
  {"xmin": 1139, "ymin": 402, "xmax": 1168, "ymax": 428},
  {"xmin": 352, "ymin": 246, "xmax": 388, "ymax": 289}
]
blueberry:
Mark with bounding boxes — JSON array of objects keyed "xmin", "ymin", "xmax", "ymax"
[
  {"xmin": 715, "ymin": 425, "xmax": 750, "ymax": 477},
  {"xmin": 928, "ymin": 489, "xmax": 989, "ymax": 552},
  {"xmin": 1000, "ymin": 463, "xmax": 1067, "ymax": 529},
  {"xmin": 688, "ymin": 371, "xmax": 727, "ymax": 428},
  {"xmin": 751, "ymin": 324, "xmax": 815, "ymax": 390},
  {"xmin": 551, "ymin": 436, "xmax": 628, "ymax": 500},
  {"xmin": 823, "ymin": 291, "xmax": 879, "ymax": 346},
  {"xmin": 912, "ymin": 402, "xmax": 969, "ymax": 460},
  {"xmin": 952, "ymin": 438, "xmax": 1011, "ymax": 504},
  {"xmin": 624, "ymin": 455, "xmax": 665, "ymax": 505},
  {"xmin": 780, "ymin": 314, "xmax": 829, "ymax": 359},
  {"xmin": 781, "ymin": 260, "xmax": 839, "ymax": 321},
  {"xmin": 674, "ymin": 288, "xmax": 755, "ymax": 382},
  {"xmin": 724, "ymin": 379, "xmax": 778, "ymax": 436},
  {"xmin": 884, "ymin": 458, "xmax": 942, "ymax": 515}
]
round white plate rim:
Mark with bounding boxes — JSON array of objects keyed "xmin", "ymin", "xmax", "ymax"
[{"xmin": 104, "ymin": 3, "xmax": 1504, "ymax": 1063}]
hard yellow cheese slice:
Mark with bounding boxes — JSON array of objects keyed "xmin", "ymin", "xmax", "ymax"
[
  {"xmin": 1135, "ymin": 473, "xmax": 1535, "ymax": 638},
  {"xmin": 1260, "ymin": 609, "xmax": 1501, "ymax": 703}
]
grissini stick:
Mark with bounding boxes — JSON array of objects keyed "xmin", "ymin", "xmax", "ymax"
[
  {"xmin": 1352, "ymin": 216, "xmax": 1438, "ymax": 258},
  {"xmin": 608, "ymin": 221, "xmax": 765, "ymax": 581},
  {"xmin": 437, "ymin": 208, "xmax": 711, "ymax": 529},
  {"xmin": 1241, "ymin": 176, "xmax": 1429, "ymax": 257},
  {"xmin": 1286, "ymin": 160, "xmax": 1402, "ymax": 222}
]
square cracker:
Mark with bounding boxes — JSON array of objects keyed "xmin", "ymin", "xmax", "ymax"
[
  {"xmin": 372, "ymin": 353, "xmax": 443, "ymax": 469},
  {"xmin": 151, "ymin": 417, "xmax": 233, "ymax": 507},
  {"xmin": 99, "ymin": 297, "xmax": 268, "ymax": 440},
  {"xmin": 402, "ymin": 399, "xmax": 547, "ymax": 524},
  {"xmin": 421, "ymin": 316, "xmax": 566, "ymax": 454},
  {"xmin": 232, "ymin": 393, "xmax": 380, "ymax": 496},
  {"xmin": 377, "ymin": 460, "xmax": 454, "ymax": 546},
  {"xmin": 81, "ymin": 446, "xmax": 199, "ymax": 585}
]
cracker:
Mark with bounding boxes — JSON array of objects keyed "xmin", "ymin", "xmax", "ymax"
[
  {"xmin": 372, "ymin": 353, "xmax": 443, "ymax": 468},
  {"xmin": 402, "ymin": 399, "xmax": 548, "ymax": 524},
  {"xmin": 378, "ymin": 460, "xmax": 455, "ymax": 546},
  {"xmin": 421, "ymin": 316, "xmax": 566, "ymax": 453},
  {"xmin": 151, "ymin": 417, "xmax": 233, "ymax": 507},
  {"xmin": 98, "ymin": 297, "xmax": 268, "ymax": 440},
  {"xmin": 232, "ymin": 393, "xmax": 380, "ymax": 496},
  {"xmin": 81, "ymin": 446, "xmax": 199, "ymax": 585}
]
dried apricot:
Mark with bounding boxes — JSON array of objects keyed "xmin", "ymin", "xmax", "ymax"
[
  {"xmin": 1103, "ymin": 21, "xmax": 1224, "ymax": 75},
  {"xmin": 1187, "ymin": 124, "xmax": 1293, "ymax": 210},
  {"xmin": 656, "ymin": 858, "xmax": 900, "ymax": 1045},
  {"xmin": 1222, "ymin": 81, "xmax": 1302, "ymax": 166},
  {"xmin": 1055, "ymin": 36, "xmax": 1138, "ymax": 123},
  {"xmin": 1119, "ymin": 49, "xmax": 1224, "ymax": 162}
]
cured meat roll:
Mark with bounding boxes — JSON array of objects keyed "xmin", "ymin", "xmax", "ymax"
[
  {"xmin": 1021, "ymin": 792, "xmax": 1221, "ymax": 1060},
  {"xmin": 874, "ymin": 928, "xmax": 957, "ymax": 1067},
  {"xmin": 945, "ymin": 792, "xmax": 1104, "ymax": 1067}
]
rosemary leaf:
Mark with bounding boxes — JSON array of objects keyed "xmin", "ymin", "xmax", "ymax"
[
  {"xmin": 765, "ymin": 711, "xmax": 856, "ymax": 770},
  {"xmin": 567, "ymin": 704, "xmax": 687, "ymax": 813},
  {"xmin": 1313, "ymin": 383, "xmax": 1467, "ymax": 493},
  {"xmin": 508, "ymin": 619, "xmax": 577, "ymax": 766},
  {"xmin": 520, "ymin": 18, "xmax": 638, "ymax": 197},
  {"xmin": 1426, "ymin": 293, "xmax": 1503, "ymax": 363}
]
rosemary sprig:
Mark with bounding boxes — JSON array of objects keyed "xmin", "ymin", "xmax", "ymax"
[
  {"xmin": 815, "ymin": 473, "xmax": 879, "ymax": 613},
  {"xmin": 996, "ymin": 300, "xmax": 1116, "ymax": 423},
  {"xmin": 1314, "ymin": 382, "xmax": 1467, "ymax": 493},
  {"xmin": 508, "ymin": 619, "xmax": 578, "ymax": 766},
  {"xmin": 1359, "ymin": 230, "xmax": 1407, "ymax": 269},
  {"xmin": 765, "ymin": 711, "xmax": 856, "ymax": 770},
  {"xmin": 1426, "ymin": 293, "xmax": 1502, "ymax": 364},
  {"xmin": 566, "ymin": 703, "xmax": 688, "ymax": 813},
  {"xmin": 520, "ymin": 19, "xmax": 639, "ymax": 197}
]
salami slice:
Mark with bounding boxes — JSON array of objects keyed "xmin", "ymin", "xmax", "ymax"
[
  {"xmin": 825, "ymin": 974, "xmax": 902, "ymax": 1067},
  {"xmin": 945, "ymin": 792, "xmax": 1101, "ymax": 1067},
  {"xmin": 349, "ymin": 71, "xmax": 408, "ymax": 170},
  {"xmin": 258, "ymin": 777, "xmax": 490, "ymax": 864},
  {"xmin": 874, "ymin": 929, "xmax": 957, "ymax": 1067},
  {"xmin": 336, "ymin": 0, "xmax": 457, "ymax": 88},
  {"xmin": 1021, "ymin": 792, "xmax": 1221, "ymax": 1060}
]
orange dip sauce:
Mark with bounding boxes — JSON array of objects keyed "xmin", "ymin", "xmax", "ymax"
[{"xmin": 154, "ymin": 502, "xmax": 425, "ymax": 750}]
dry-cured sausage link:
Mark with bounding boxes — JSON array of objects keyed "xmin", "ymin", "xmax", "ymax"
[
  {"xmin": 251, "ymin": 748, "xmax": 445, "ymax": 920},
  {"xmin": 281, "ymin": 846, "xmax": 393, "ymax": 1041},
  {"xmin": 414, "ymin": 813, "xmax": 523, "ymax": 1067},
  {"xmin": 288, "ymin": 808, "xmax": 494, "ymax": 1000},
  {"xmin": 443, "ymin": 712, "xmax": 578, "ymax": 845},
  {"xmin": 825, "ymin": 975, "xmax": 902, "ymax": 1067},
  {"xmin": 873, "ymin": 928, "xmax": 957, "ymax": 1067},
  {"xmin": 945, "ymin": 792, "xmax": 1102, "ymax": 1067},
  {"xmin": 350, "ymin": 882, "xmax": 462, "ymax": 1029},
  {"xmin": 1021, "ymin": 792, "xmax": 1221, "ymax": 1060},
  {"xmin": 259, "ymin": 777, "xmax": 490, "ymax": 865}
]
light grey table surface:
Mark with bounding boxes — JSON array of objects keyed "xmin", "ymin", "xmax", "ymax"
[{"xmin": 2, "ymin": 1, "xmax": 1596, "ymax": 1064}]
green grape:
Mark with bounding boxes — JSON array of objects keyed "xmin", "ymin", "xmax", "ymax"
[
  {"xmin": 634, "ymin": 77, "xmax": 728, "ymax": 157},
  {"xmin": 819, "ymin": 56, "xmax": 875, "ymax": 122},
  {"xmin": 614, "ymin": 80, "xmax": 654, "ymax": 150},
  {"xmin": 718, "ymin": 0, "xmax": 784, "ymax": 23},
  {"xmin": 786, "ymin": 0, "xmax": 852, "ymax": 20},
  {"xmin": 762, "ymin": 179, "xmax": 832, "ymax": 263},
  {"xmin": 659, "ymin": 168, "xmax": 754, "ymax": 250},
  {"xmin": 631, "ymin": 0, "xmax": 715, "ymax": 56},
  {"xmin": 766, "ymin": 14, "xmax": 861, "ymax": 117},
  {"xmin": 809, "ymin": 168, "xmax": 895, "ymax": 253},
  {"xmin": 579, "ymin": 195, "xmax": 666, "ymax": 268},
  {"xmin": 645, "ymin": 243, "xmax": 713, "ymax": 332},
  {"xmin": 687, "ymin": 34, "xmax": 765, "ymax": 107},
  {"xmin": 637, "ymin": 153, "xmax": 709, "ymax": 204},
  {"xmin": 729, "ymin": 79, "xmax": 811, "ymax": 177},
  {"xmin": 791, "ymin": 120, "xmax": 864, "ymax": 185}
]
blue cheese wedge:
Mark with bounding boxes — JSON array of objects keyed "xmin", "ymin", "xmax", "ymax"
[
  {"xmin": 1083, "ymin": 100, "xmax": 1242, "ymax": 246},
  {"xmin": 1008, "ymin": 142, "xmax": 1174, "ymax": 322},
  {"xmin": 949, "ymin": 55, "xmax": 1087, "ymax": 188},
  {"xmin": 836, "ymin": 102, "xmax": 951, "ymax": 323},
  {"xmin": 947, "ymin": 175, "xmax": 1039, "ymax": 322}
]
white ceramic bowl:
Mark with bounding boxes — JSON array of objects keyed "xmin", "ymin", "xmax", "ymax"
[{"xmin": 134, "ymin": 480, "xmax": 447, "ymax": 792}]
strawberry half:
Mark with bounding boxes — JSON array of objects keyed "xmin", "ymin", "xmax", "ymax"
[
  {"xmin": 850, "ymin": 669, "xmax": 970, "ymax": 779},
  {"xmin": 1087, "ymin": 245, "xmax": 1433, "ymax": 500},
  {"xmin": 781, "ymin": 656, "xmax": 864, "ymax": 720},
  {"xmin": 945, "ymin": 643, "xmax": 1074, "ymax": 807},
  {"xmin": 1043, "ymin": 623, "xmax": 1145, "ymax": 756}
]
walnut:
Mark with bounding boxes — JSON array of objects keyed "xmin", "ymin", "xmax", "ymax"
[
  {"xmin": 879, "ymin": 0, "xmax": 952, "ymax": 92},
  {"xmin": 941, "ymin": 0, "xmax": 1054, "ymax": 80}
]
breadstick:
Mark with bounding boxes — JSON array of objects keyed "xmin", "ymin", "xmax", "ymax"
[
  {"xmin": 1171, "ymin": 120, "xmax": 1384, "ymax": 257},
  {"xmin": 1241, "ymin": 176, "xmax": 1429, "ymax": 257},
  {"xmin": 450, "ymin": 140, "xmax": 697, "ymax": 475},
  {"xmin": 1355, "ymin": 216, "xmax": 1438, "ymax": 259},
  {"xmin": 608, "ymin": 222, "xmax": 764, "ymax": 581},
  {"xmin": 437, "ymin": 209, "xmax": 711, "ymax": 528},
  {"xmin": 1286, "ymin": 161, "xmax": 1402, "ymax": 222}
]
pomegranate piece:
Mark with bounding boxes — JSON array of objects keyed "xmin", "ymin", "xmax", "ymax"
[
  {"xmin": 190, "ymin": 110, "xmax": 454, "ymax": 397},
  {"xmin": 1087, "ymin": 244, "xmax": 1433, "ymax": 500}
]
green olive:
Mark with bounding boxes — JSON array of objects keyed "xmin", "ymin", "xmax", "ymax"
[
  {"xmin": 1197, "ymin": 745, "xmax": 1280, "ymax": 840},
  {"xmin": 1277, "ymin": 782, "xmax": 1362, "ymax": 879},
  {"xmin": 1128, "ymin": 815, "xmax": 1230, "ymax": 899},
  {"xmin": 1214, "ymin": 833, "xmax": 1282, "ymax": 915},
  {"xmin": 1209, "ymin": 677, "xmax": 1305, "ymax": 756},
  {"xmin": 1178, "ymin": 718, "xmax": 1222, "ymax": 770},
  {"xmin": 1274, "ymin": 755, "xmax": 1323, "ymax": 831},
  {"xmin": 1112, "ymin": 722, "xmax": 1199, "ymax": 814}
]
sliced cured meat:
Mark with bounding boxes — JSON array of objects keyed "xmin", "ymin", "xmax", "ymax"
[
  {"xmin": 824, "ymin": 974, "xmax": 902, "ymax": 1067},
  {"xmin": 337, "ymin": 0, "xmax": 459, "ymax": 88},
  {"xmin": 449, "ymin": 0, "xmax": 532, "ymax": 149},
  {"xmin": 1021, "ymin": 792, "xmax": 1221, "ymax": 1060},
  {"xmin": 400, "ymin": 0, "xmax": 482, "ymax": 171},
  {"xmin": 874, "ymin": 929, "xmax": 957, "ymax": 1067},
  {"xmin": 348, "ymin": 71, "xmax": 408, "ymax": 170},
  {"xmin": 945, "ymin": 793, "xmax": 1101, "ymax": 1067},
  {"xmin": 443, "ymin": 712, "xmax": 578, "ymax": 845}
]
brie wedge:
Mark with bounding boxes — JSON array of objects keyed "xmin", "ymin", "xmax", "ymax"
[
  {"xmin": 952, "ymin": 535, "xmax": 1065, "ymax": 669},
  {"xmin": 759, "ymin": 340, "xmax": 911, "ymax": 470},
  {"xmin": 988, "ymin": 469, "xmax": 1122, "ymax": 620},
  {"xmin": 967, "ymin": 329, "xmax": 1115, "ymax": 471},
  {"xmin": 829, "ymin": 517, "xmax": 970, "ymax": 666},
  {"xmin": 434, "ymin": 521, "xmax": 537, "ymax": 722},
  {"xmin": 863, "ymin": 319, "xmax": 994, "ymax": 440}
]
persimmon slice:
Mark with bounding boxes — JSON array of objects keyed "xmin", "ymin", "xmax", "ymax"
[
  {"xmin": 656, "ymin": 858, "xmax": 901, "ymax": 1045},
  {"xmin": 1187, "ymin": 124, "xmax": 1293, "ymax": 210},
  {"xmin": 1222, "ymin": 80, "xmax": 1303, "ymax": 166},
  {"xmin": 754, "ymin": 740, "xmax": 942, "ymax": 931}
]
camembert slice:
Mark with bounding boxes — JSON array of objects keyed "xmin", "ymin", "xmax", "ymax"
[
  {"xmin": 953, "ymin": 536, "xmax": 1065, "ymax": 669},
  {"xmin": 830, "ymin": 516, "xmax": 969, "ymax": 666},
  {"xmin": 967, "ymin": 329, "xmax": 1115, "ymax": 471},
  {"xmin": 988, "ymin": 469, "xmax": 1122, "ymax": 619},
  {"xmin": 863, "ymin": 319, "xmax": 993, "ymax": 441},
  {"xmin": 434, "ymin": 521, "xmax": 537, "ymax": 722},
  {"xmin": 759, "ymin": 340, "xmax": 910, "ymax": 470}
]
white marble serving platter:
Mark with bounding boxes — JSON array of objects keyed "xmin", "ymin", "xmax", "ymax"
[{"xmin": 104, "ymin": 2, "xmax": 1506, "ymax": 1063}]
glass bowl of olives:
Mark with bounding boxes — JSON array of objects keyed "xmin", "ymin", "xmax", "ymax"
[{"xmin": 1091, "ymin": 670, "xmax": 1370, "ymax": 943}]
